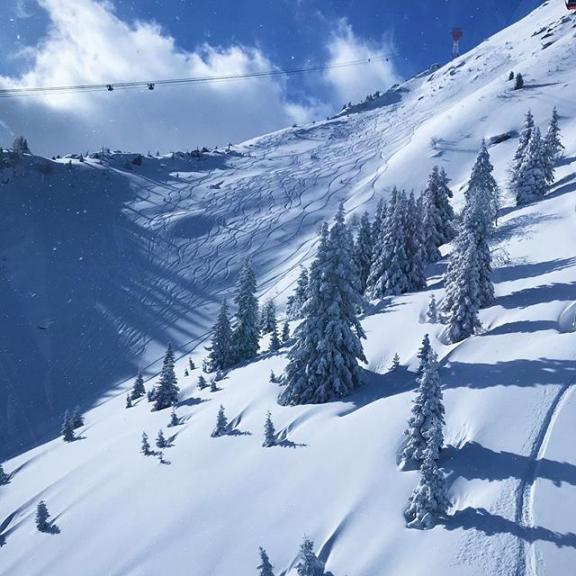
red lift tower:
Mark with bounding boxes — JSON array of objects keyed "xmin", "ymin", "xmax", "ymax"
[{"xmin": 451, "ymin": 27, "xmax": 463, "ymax": 59}]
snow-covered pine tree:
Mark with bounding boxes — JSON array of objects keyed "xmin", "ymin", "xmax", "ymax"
[
  {"xmin": 257, "ymin": 547, "xmax": 276, "ymax": 576},
  {"xmin": 189, "ymin": 358, "xmax": 196, "ymax": 371},
  {"xmin": 197, "ymin": 374, "xmax": 208, "ymax": 390},
  {"xmin": 260, "ymin": 300, "xmax": 277, "ymax": 335},
  {"xmin": 168, "ymin": 407, "xmax": 180, "ymax": 427},
  {"xmin": 207, "ymin": 301, "xmax": 233, "ymax": 372},
  {"xmin": 36, "ymin": 501, "xmax": 52, "ymax": 533},
  {"xmin": 465, "ymin": 140, "xmax": 499, "ymax": 230},
  {"xmin": 71, "ymin": 406, "xmax": 84, "ymax": 428},
  {"xmin": 263, "ymin": 411, "xmax": 276, "ymax": 447},
  {"xmin": 296, "ymin": 537, "xmax": 325, "ymax": 576},
  {"xmin": 281, "ymin": 321, "xmax": 290, "ymax": 345},
  {"xmin": 210, "ymin": 378, "xmax": 219, "ymax": 393},
  {"xmin": 401, "ymin": 346, "xmax": 445, "ymax": 468},
  {"xmin": 279, "ymin": 206, "xmax": 366, "ymax": 406},
  {"xmin": 405, "ymin": 192, "xmax": 427, "ymax": 290},
  {"xmin": 0, "ymin": 463, "xmax": 10, "ymax": 485},
  {"xmin": 514, "ymin": 72, "xmax": 524, "ymax": 90},
  {"xmin": 366, "ymin": 195, "xmax": 392, "ymax": 299},
  {"xmin": 131, "ymin": 371, "xmax": 146, "ymax": 400},
  {"xmin": 286, "ymin": 267, "xmax": 309, "ymax": 320},
  {"xmin": 353, "ymin": 211, "xmax": 374, "ymax": 294},
  {"xmin": 61, "ymin": 410, "xmax": 75, "ymax": 442},
  {"xmin": 126, "ymin": 394, "xmax": 132, "ymax": 409},
  {"xmin": 514, "ymin": 127, "xmax": 549, "ymax": 205},
  {"xmin": 421, "ymin": 183, "xmax": 443, "ymax": 264},
  {"xmin": 141, "ymin": 432, "xmax": 152, "ymax": 455},
  {"xmin": 427, "ymin": 294, "xmax": 438, "ymax": 323},
  {"xmin": 511, "ymin": 109, "xmax": 534, "ymax": 181},
  {"xmin": 231, "ymin": 259, "xmax": 260, "ymax": 362},
  {"xmin": 269, "ymin": 319, "xmax": 281, "ymax": 352},
  {"xmin": 416, "ymin": 333, "xmax": 432, "ymax": 375},
  {"xmin": 211, "ymin": 405, "xmax": 229, "ymax": 437},
  {"xmin": 156, "ymin": 429, "xmax": 167, "ymax": 449},
  {"xmin": 543, "ymin": 107, "xmax": 563, "ymax": 185},
  {"xmin": 391, "ymin": 353, "xmax": 401, "ymax": 370},
  {"xmin": 404, "ymin": 442, "xmax": 450, "ymax": 529},
  {"xmin": 436, "ymin": 168, "xmax": 456, "ymax": 243},
  {"xmin": 442, "ymin": 232, "xmax": 481, "ymax": 343},
  {"xmin": 154, "ymin": 344, "xmax": 180, "ymax": 410}
]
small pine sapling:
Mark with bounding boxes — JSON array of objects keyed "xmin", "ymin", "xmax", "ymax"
[
  {"xmin": 168, "ymin": 407, "xmax": 180, "ymax": 427},
  {"xmin": 156, "ymin": 429, "xmax": 168, "ymax": 449},
  {"xmin": 36, "ymin": 501, "xmax": 56, "ymax": 533},
  {"xmin": 126, "ymin": 394, "xmax": 133, "ymax": 409},
  {"xmin": 427, "ymin": 294, "xmax": 439, "ymax": 324},
  {"xmin": 211, "ymin": 405, "xmax": 229, "ymax": 437},
  {"xmin": 263, "ymin": 412, "xmax": 276, "ymax": 447},
  {"xmin": 71, "ymin": 406, "xmax": 84, "ymax": 428},
  {"xmin": 391, "ymin": 353, "xmax": 401, "ymax": 370},
  {"xmin": 141, "ymin": 432, "xmax": 152, "ymax": 455},
  {"xmin": 61, "ymin": 411, "xmax": 75, "ymax": 442},
  {"xmin": 257, "ymin": 547, "xmax": 276, "ymax": 576},
  {"xmin": 197, "ymin": 374, "xmax": 208, "ymax": 390}
]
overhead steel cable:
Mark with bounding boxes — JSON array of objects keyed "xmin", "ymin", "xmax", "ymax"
[{"xmin": 0, "ymin": 56, "xmax": 387, "ymax": 98}]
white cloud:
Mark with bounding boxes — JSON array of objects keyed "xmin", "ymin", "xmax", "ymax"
[
  {"xmin": 0, "ymin": 0, "xmax": 317, "ymax": 155},
  {"xmin": 323, "ymin": 20, "xmax": 400, "ymax": 105}
]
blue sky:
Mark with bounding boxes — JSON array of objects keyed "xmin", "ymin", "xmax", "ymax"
[{"xmin": 0, "ymin": 0, "xmax": 543, "ymax": 155}]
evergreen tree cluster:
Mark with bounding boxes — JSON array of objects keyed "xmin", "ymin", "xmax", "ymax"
[
  {"xmin": 258, "ymin": 537, "xmax": 329, "ymax": 576},
  {"xmin": 511, "ymin": 108, "xmax": 563, "ymax": 206}
]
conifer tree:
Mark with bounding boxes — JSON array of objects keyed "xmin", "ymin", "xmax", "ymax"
[
  {"xmin": 427, "ymin": 294, "xmax": 438, "ymax": 323},
  {"xmin": 61, "ymin": 411, "xmax": 75, "ymax": 442},
  {"xmin": 514, "ymin": 127, "xmax": 549, "ymax": 205},
  {"xmin": 141, "ymin": 432, "xmax": 152, "ymax": 455},
  {"xmin": 36, "ymin": 501, "xmax": 53, "ymax": 533},
  {"xmin": 71, "ymin": 406, "xmax": 84, "ymax": 428},
  {"xmin": 231, "ymin": 259, "xmax": 260, "ymax": 362},
  {"xmin": 211, "ymin": 405, "xmax": 229, "ymax": 437},
  {"xmin": 514, "ymin": 72, "xmax": 524, "ymax": 90},
  {"xmin": 269, "ymin": 320, "xmax": 281, "ymax": 352},
  {"xmin": 281, "ymin": 321, "xmax": 290, "ymax": 345},
  {"xmin": 296, "ymin": 537, "xmax": 325, "ymax": 576},
  {"xmin": 270, "ymin": 370, "xmax": 278, "ymax": 384},
  {"xmin": 511, "ymin": 109, "xmax": 534, "ymax": 180},
  {"xmin": 197, "ymin": 374, "xmax": 208, "ymax": 390},
  {"xmin": 189, "ymin": 358, "xmax": 196, "ymax": 371},
  {"xmin": 391, "ymin": 353, "xmax": 401, "ymax": 370},
  {"xmin": 286, "ymin": 268, "xmax": 309, "ymax": 320},
  {"xmin": 257, "ymin": 547, "xmax": 276, "ymax": 576},
  {"xmin": 154, "ymin": 344, "xmax": 180, "ymax": 410},
  {"xmin": 210, "ymin": 378, "xmax": 219, "ymax": 393},
  {"xmin": 405, "ymin": 444, "xmax": 450, "ymax": 529},
  {"xmin": 401, "ymin": 345, "xmax": 445, "ymax": 467},
  {"xmin": 184, "ymin": 369, "xmax": 189, "ymax": 377},
  {"xmin": 263, "ymin": 411, "xmax": 276, "ymax": 447},
  {"xmin": 0, "ymin": 463, "xmax": 10, "ymax": 485},
  {"xmin": 156, "ymin": 429, "xmax": 167, "ymax": 449},
  {"xmin": 260, "ymin": 300, "xmax": 277, "ymax": 335},
  {"xmin": 371, "ymin": 198, "xmax": 386, "ymax": 248},
  {"xmin": 131, "ymin": 371, "xmax": 146, "ymax": 400},
  {"xmin": 543, "ymin": 107, "xmax": 563, "ymax": 185},
  {"xmin": 168, "ymin": 407, "xmax": 180, "ymax": 427},
  {"xmin": 405, "ymin": 192, "xmax": 427, "ymax": 290},
  {"xmin": 353, "ymin": 211, "xmax": 374, "ymax": 294},
  {"xmin": 207, "ymin": 301, "xmax": 233, "ymax": 372},
  {"xmin": 279, "ymin": 206, "xmax": 366, "ymax": 406},
  {"xmin": 421, "ymin": 185, "xmax": 443, "ymax": 264},
  {"xmin": 442, "ymin": 232, "xmax": 481, "ymax": 343},
  {"xmin": 126, "ymin": 394, "xmax": 133, "ymax": 409}
]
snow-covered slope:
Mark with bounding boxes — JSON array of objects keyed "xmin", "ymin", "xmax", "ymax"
[{"xmin": 2, "ymin": 1, "xmax": 576, "ymax": 574}]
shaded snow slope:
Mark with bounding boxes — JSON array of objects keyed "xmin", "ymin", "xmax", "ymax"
[{"xmin": 1, "ymin": 1, "xmax": 576, "ymax": 574}]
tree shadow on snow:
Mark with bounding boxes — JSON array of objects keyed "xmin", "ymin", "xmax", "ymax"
[
  {"xmin": 444, "ymin": 507, "xmax": 576, "ymax": 548},
  {"xmin": 441, "ymin": 358, "xmax": 576, "ymax": 391},
  {"xmin": 493, "ymin": 257, "xmax": 576, "ymax": 284},
  {"xmin": 495, "ymin": 281, "xmax": 576, "ymax": 310},
  {"xmin": 443, "ymin": 442, "xmax": 576, "ymax": 487}
]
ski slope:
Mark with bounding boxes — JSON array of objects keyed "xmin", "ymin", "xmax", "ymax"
[{"xmin": 2, "ymin": 1, "xmax": 576, "ymax": 574}]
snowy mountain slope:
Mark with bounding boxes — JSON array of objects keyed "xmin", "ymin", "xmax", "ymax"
[
  {"xmin": 1, "ymin": 1, "xmax": 576, "ymax": 575},
  {"xmin": 2, "ymin": 0, "xmax": 576, "ymax": 458}
]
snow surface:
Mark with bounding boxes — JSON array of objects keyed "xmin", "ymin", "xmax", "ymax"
[{"xmin": 2, "ymin": 1, "xmax": 576, "ymax": 574}]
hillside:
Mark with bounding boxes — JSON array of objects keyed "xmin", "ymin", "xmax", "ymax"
[{"xmin": 1, "ymin": 1, "xmax": 576, "ymax": 575}]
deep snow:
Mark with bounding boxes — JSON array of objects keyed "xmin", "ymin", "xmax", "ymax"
[{"xmin": 1, "ymin": 1, "xmax": 576, "ymax": 574}]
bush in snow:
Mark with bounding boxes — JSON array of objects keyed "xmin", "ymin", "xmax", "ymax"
[
  {"xmin": 0, "ymin": 463, "xmax": 10, "ymax": 485},
  {"xmin": 211, "ymin": 405, "xmax": 229, "ymax": 437},
  {"xmin": 279, "ymin": 205, "xmax": 366, "ymax": 406},
  {"xmin": 36, "ymin": 501, "xmax": 57, "ymax": 533},
  {"xmin": 263, "ymin": 411, "xmax": 277, "ymax": 447},
  {"xmin": 257, "ymin": 547, "xmax": 276, "ymax": 576},
  {"xmin": 401, "ymin": 341, "xmax": 445, "ymax": 468},
  {"xmin": 61, "ymin": 411, "xmax": 75, "ymax": 442},
  {"xmin": 154, "ymin": 344, "xmax": 180, "ymax": 411},
  {"xmin": 207, "ymin": 301, "xmax": 233, "ymax": 372},
  {"xmin": 296, "ymin": 537, "xmax": 325, "ymax": 576},
  {"xmin": 231, "ymin": 259, "xmax": 260, "ymax": 363},
  {"xmin": 404, "ymin": 447, "xmax": 450, "ymax": 530},
  {"xmin": 286, "ymin": 267, "xmax": 309, "ymax": 321},
  {"xmin": 131, "ymin": 371, "xmax": 146, "ymax": 400}
]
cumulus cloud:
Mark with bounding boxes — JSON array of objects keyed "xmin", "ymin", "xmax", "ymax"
[
  {"xmin": 323, "ymin": 20, "xmax": 400, "ymax": 105},
  {"xmin": 0, "ymin": 0, "xmax": 317, "ymax": 155}
]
